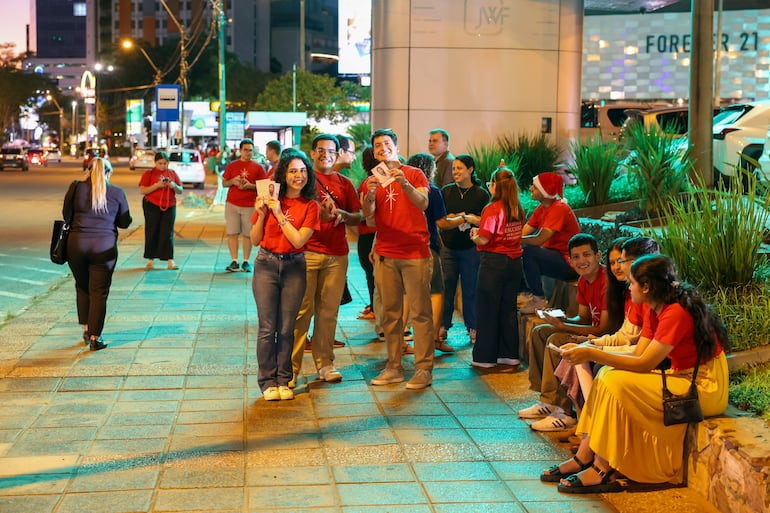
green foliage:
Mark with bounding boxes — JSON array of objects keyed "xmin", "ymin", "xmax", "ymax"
[
  {"xmin": 254, "ymin": 70, "xmax": 357, "ymax": 124},
  {"xmin": 567, "ymin": 136, "xmax": 621, "ymax": 207},
  {"xmin": 621, "ymin": 122, "xmax": 693, "ymax": 215},
  {"xmin": 340, "ymin": 155, "xmax": 368, "ymax": 189},
  {"xmin": 498, "ymin": 132, "xmax": 561, "ymax": 188},
  {"xmin": 705, "ymin": 284, "xmax": 770, "ymax": 352},
  {"xmin": 346, "ymin": 122, "xmax": 371, "ymax": 149},
  {"xmin": 652, "ymin": 170, "xmax": 770, "ymax": 291},
  {"xmin": 729, "ymin": 363, "xmax": 770, "ymax": 419},
  {"xmin": 467, "ymin": 141, "xmax": 519, "ymax": 185}
]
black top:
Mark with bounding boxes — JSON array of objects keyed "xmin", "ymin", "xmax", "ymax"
[
  {"xmin": 439, "ymin": 183, "xmax": 490, "ymax": 250},
  {"xmin": 64, "ymin": 181, "xmax": 132, "ymax": 236}
]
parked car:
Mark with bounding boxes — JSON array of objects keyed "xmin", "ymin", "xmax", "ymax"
[
  {"xmin": 620, "ymin": 105, "xmax": 697, "ymax": 139},
  {"xmin": 712, "ymin": 100, "xmax": 770, "ymax": 184},
  {"xmin": 129, "ymin": 148, "xmax": 156, "ymax": 170},
  {"xmin": 0, "ymin": 146, "xmax": 29, "ymax": 171},
  {"xmin": 45, "ymin": 148, "xmax": 62, "ymax": 163},
  {"xmin": 27, "ymin": 148, "xmax": 47, "ymax": 167},
  {"xmin": 168, "ymin": 149, "xmax": 205, "ymax": 189},
  {"xmin": 580, "ymin": 101, "xmax": 670, "ymax": 142}
]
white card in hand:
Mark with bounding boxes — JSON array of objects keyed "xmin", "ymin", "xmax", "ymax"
[
  {"xmin": 537, "ymin": 308, "xmax": 565, "ymax": 319},
  {"xmin": 256, "ymin": 179, "xmax": 279, "ymax": 200},
  {"xmin": 372, "ymin": 162, "xmax": 395, "ymax": 187}
]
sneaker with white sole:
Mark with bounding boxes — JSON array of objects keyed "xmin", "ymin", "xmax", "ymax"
[
  {"xmin": 406, "ymin": 369, "xmax": 433, "ymax": 389},
  {"xmin": 241, "ymin": 261, "xmax": 252, "ymax": 272},
  {"xmin": 278, "ymin": 386, "xmax": 294, "ymax": 400},
  {"xmin": 225, "ymin": 260, "xmax": 240, "ymax": 272},
  {"xmin": 263, "ymin": 386, "xmax": 280, "ymax": 401},
  {"xmin": 497, "ymin": 357, "xmax": 520, "ymax": 366},
  {"xmin": 530, "ymin": 409, "xmax": 577, "ymax": 432},
  {"xmin": 371, "ymin": 368, "xmax": 405, "ymax": 385},
  {"xmin": 470, "ymin": 361, "xmax": 496, "ymax": 369},
  {"xmin": 519, "ymin": 296, "xmax": 549, "ymax": 315},
  {"xmin": 319, "ymin": 365, "xmax": 342, "ymax": 383},
  {"xmin": 518, "ymin": 402, "xmax": 555, "ymax": 419}
]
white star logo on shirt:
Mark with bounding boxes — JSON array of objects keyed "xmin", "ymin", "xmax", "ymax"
[
  {"xmin": 282, "ymin": 208, "xmax": 295, "ymax": 224},
  {"xmin": 385, "ymin": 185, "xmax": 398, "ymax": 213}
]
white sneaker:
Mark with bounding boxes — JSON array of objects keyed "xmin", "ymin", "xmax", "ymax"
[
  {"xmin": 519, "ymin": 296, "xmax": 549, "ymax": 315},
  {"xmin": 517, "ymin": 292, "xmax": 534, "ymax": 308},
  {"xmin": 263, "ymin": 386, "xmax": 280, "ymax": 401},
  {"xmin": 471, "ymin": 361, "xmax": 496, "ymax": 369},
  {"xmin": 405, "ymin": 369, "xmax": 433, "ymax": 390},
  {"xmin": 497, "ymin": 357, "xmax": 521, "ymax": 366},
  {"xmin": 278, "ymin": 386, "xmax": 294, "ymax": 400},
  {"xmin": 319, "ymin": 365, "xmax": 342, "ymax": 383},
  {"xmin": 518, "ymin": 402, "xmax": 554, "ymax": 419},
  {"xmin": 530, "ymin": 409, "xmax": 577, "ymax": 432},
  {"xmin": 371, "ymin": 368, "xmax": 405, "ymax": 385}
]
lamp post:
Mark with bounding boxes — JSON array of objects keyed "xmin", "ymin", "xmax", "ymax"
[
  {"xmin": 45, "ymin": 94, "xmax": 64, "ymax": 152},
  {"xmin": 159, "ymin": 0, "xmax": 188, "ymax": 147},
  {"xmin": 121, "ymin": 39, "xmax": 163, "ymax": 85},
  {"xmin": 71, "ymin": 100, "xmax": 77, "ymax": 149}
]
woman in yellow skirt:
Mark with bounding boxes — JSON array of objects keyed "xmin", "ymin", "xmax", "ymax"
[{"xmin": 552, "ymin": 254, "xmax": 729, "ymax": 493}]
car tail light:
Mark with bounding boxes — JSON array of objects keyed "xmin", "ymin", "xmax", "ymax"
[{"xmin": 713, "ymin": 127, "xmax": 741, "ymax": 140}]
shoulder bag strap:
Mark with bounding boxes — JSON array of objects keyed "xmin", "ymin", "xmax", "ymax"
[{"xmin": 63, "ymin": 180, "xmax": 80, "ymax": 225}]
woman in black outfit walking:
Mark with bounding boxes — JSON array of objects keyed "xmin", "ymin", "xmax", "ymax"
[{"xmin": 64, "ymin": 157, "xmax": 132, "ymax": 350}]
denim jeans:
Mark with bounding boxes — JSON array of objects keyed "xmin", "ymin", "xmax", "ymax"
[
  {"xmin": 440, "ymin": 246, "xmax": 480, "ymax": 330},
  {"xmin": 522, "ymin": 245, "xmax": 578, "ymax": 297},
  {"xmin": 473, "ymin": 252, "xmax": 522, "ymax": 364},
  {"xmin": 252, "ymin": 249, "xmax": 307, "ymax": 391}
]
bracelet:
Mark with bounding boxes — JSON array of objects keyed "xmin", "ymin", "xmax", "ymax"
[{"xmin": 278, "ymin": 217, "xmax": 288, "ymax": 226}]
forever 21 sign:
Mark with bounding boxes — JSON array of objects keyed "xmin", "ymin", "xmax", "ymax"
[{"xmin": 644, "ymin": 32, "xmax": 759, "ymax": 53}]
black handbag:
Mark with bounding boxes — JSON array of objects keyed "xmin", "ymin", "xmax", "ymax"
[
  {"xmin": 661, "ymin": 348, "xmax": 704, "ymax": 426},
  {"xmin": 50, "ymin": 181, "xmax": 79, "ymax": 265},
  {"xmin": 50, "ymin": 220, "xmax": 69, "ymax": 265}
]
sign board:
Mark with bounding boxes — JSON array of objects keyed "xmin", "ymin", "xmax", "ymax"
[
  {"xmin": 226, "ymin": 112, "xmax": 246, "ymax": 140},
  {"xmin": 125, "ymin": 99, "xmax": 143, "ymax": 137},
  {"xmin": 156, "ymin": 85, "xmax": 180, "ymax": 122}
]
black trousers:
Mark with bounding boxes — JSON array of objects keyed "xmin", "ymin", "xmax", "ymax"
[
  {"xmin": 66, "ymin": 233, "xmax": 118, "ymax": 338},
  {"xmin": 143, "ymin": 198, "xmax": 176, "ymax": 260},
  {"xmin": 356, "ymin": 232, "xmax": 376, "ymax": 308}
]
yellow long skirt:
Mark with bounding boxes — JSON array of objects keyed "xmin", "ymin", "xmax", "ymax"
[{"xmin": 576, "ymin": 352, "xmax": 728, "ymax": 484}]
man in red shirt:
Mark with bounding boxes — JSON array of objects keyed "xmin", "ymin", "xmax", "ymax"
[
  {"xmin": 518, "ymin": 234, "xmax": 613, "ymax": 432},
  {"xmin": 362, "ymin": 129, "xmax": 434, "ymax": 390},
  {"xmin": 222, "ymin": 139, "xmax": 267, "ymax": 272},
  {"xmin": 291, "ymin": 134, "xmax": 361, "ymax": 386}
]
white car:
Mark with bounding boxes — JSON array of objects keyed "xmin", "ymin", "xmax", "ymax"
[
  {"xmin": 168, "ymin": 149, "xmax": 205, "ymax": 189},
  {"xmin": 45, "ymin": 148, "xmax": 62, "ymax": 163},
  {"xmin": 713, "ymin": 100, "xmax": 770, "ymax": 185},
  {"xmin": 129, "ymin": 148, "xmax": 155, "ymax": 170}
]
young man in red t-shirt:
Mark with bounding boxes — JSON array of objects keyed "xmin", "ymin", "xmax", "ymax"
[
  {"xmin": 362, "ymin": 129, "xmax": 434, "ymax": 390},
  {"xmin": 519, "ymin": 234, "xmax": 614, "ymax": 432},
  {"xmin": 222, "ymin": 139, "xmax": 267, "ymax": 272}
]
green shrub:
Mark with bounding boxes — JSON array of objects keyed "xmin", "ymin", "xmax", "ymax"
[
  {"xmin": 498, "ymin": 132, "xmax": 560, "ymax": 188},
  {"xmin": 347, "ymin": 122, "xmax": 371, "ymax": 149},
  {"xmin": 467, "ymin": 141, "xmax": 520, "ymax": 186},
  {"xmin": 567, "ymin": 136, "xmax": 621, "ymax": 207},
  {"xmin": 705, "ymin": 284, "xmax": 770, "ymax": 352},
  {"xmin": 730, "ymin": 363, "xmax": 770, "ymax": 420},
  {"xmin": 622, "ymin": 123, "xmax": 692, "ymax": 215}
]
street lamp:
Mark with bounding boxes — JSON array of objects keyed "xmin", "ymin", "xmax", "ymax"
[
  {"xmin": 159, "ymin": 0, "xmax": 188, "ymax": 147},
  {"xmin": 45, "ymin": 94, "xmax": 64, "ymax": 152},
  {"xmin": 121, "ymin": 39, "xmax": 163, "ymax": 85},
  {"xmin": 71, "ymin": 100, "xmax": 77, "ymax": 149}
]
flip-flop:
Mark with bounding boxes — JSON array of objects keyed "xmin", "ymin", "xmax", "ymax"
[
  {"xmin": 541, "ymin": 454, "xmax": 592, "ymax": 483},
  {"xmin": 557, "ymin": 464, "xmax": 625, "ymax": 494}
]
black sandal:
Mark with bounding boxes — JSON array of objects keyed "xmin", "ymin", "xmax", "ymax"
[
  {"xmin": 540, "ymin": 454, "xmax": 592, "ymax": 483},
  {"xmin": 557, "ymin": 464, "xmax": 624, "ymax": 494}
]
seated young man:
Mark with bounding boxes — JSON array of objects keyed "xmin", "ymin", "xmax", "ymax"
[{"xmin": 518, "ymin": 233, "xmax": 613, "ymax": 432}]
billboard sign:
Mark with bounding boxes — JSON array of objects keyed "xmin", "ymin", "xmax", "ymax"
[{"xmin": 338, "ymin": 0, "xmax": 371, "ymax": 75}]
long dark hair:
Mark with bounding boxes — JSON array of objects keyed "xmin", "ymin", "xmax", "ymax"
[
  {"xmin": 604, "ymin": 237, "xmax": 629, "ymax": 333},
  {"xmin": 630, "ymin": 254, "xmax": 730, "ymax": 360},
  {"xmin": 273, "ymin": 151, "xmax": 317, "ymax": 201},
  {"xmin": 454, "ymin": 153, "xmax": 481, "ymax": 185},
  {"xmin": 489, "ymin": 167, "xmax": 525, "ymax": 222}
]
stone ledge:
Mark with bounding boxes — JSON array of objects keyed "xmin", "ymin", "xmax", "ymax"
[{"xmin": 691, "ymin": 407, "xmax": 770, "ymax": 513}]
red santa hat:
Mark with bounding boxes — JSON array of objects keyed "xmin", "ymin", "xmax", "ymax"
[{"xmin": 533, "ymin": 172, "xmax": 563, "ymax": 199}]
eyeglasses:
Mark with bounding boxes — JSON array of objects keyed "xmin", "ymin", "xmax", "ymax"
[
  {"xmin": 617, "ymin": 257, "xmax": 636, "ymax": 265},
  {"xmin": 315, "ymin": 149, "xmax": 337, "ymax": 156}
]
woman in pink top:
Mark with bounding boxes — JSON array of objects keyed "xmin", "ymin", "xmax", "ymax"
[{"xmin": 469, "ymin": 167, "xmax": 526, "ymax": 369}]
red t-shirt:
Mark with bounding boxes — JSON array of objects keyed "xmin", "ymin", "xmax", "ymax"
[
  {"xmin": 357, "ymin": 179, "xmax": 376, "ymax": 235},
  {"xmin": 139, "ymin": 168, "xmax": 182, "ymax": 209},
  {"xmin": 577, "ymin": 266, "xmax": 607, "ymax": 326},
  {"xmin": 223, "ymin": 159, "xmax": 267, "ymax": 207},
  {"xmin": 372, "ymin": 165, "xmax": 431, "ymax": 259},
  {"xmin": 306, "ymin": 172, "xmax": 361, "ymax": 256},
  {"xmin": 641, "ymin": 302, "xmax": 724, "ymax": 370},
  {"xmin": 625, "ymin": 292, "xmax": 646, "ymax": 327},
  {"xmin": 256, "ymin": 197, "xmax": 321, "ymax": 254},
  {"xmin": 526, "ymin": 200, "xmax": 580, "ymax": 262},
  {"xmin": 476, "ymin": 200, "xmax": 523, "ymax": 259}
]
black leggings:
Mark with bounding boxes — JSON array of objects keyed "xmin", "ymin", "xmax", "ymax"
[{"xmin": 66, "ymin": 233, "xmax": 118, "ymax": 338}]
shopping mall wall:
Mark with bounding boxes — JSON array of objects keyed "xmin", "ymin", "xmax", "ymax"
[
  {"xmin": 582, "ymin": 8, "xmax": 770, "ymax": 102},
  {"xmin": 371, "ymin": 0, "xmax": 583, "ymax": 156}
]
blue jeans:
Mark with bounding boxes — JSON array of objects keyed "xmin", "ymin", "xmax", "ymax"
[
  {"xmin": 440, "ymin": 246, "xmax": 480, "ymax": 330},
  {"xmin": 473, "ymin": 252, "xmax": 522, "ymax": 364},
  {"xmin": 522, "ymin": 245, "xmax": 578, "ymax": 297},
  {"xmin": 252, "ymin": 249, "xmax": 307, "ymax": 391}
]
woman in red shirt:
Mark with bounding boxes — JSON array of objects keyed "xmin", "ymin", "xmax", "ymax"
[
  {"xmin": 469, "ymin": 167, "xmax": 526, "ymax": 368},
  {"xmin": 556, "ymin": 254, "xmax": 729, "ymax": 492},
  {"xmin": 250, "ymin": 151, "xmax": 320, "ymax": 402},
  {"xmin": 139, "ymin": 151, "xmax": 183, "ymax": 270}
]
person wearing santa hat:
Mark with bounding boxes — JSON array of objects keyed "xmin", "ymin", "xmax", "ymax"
[{"xmin": 518, "ymin": 171, "xmax": 580, "ymax": 314}]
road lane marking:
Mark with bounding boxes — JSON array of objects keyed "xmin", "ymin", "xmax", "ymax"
[{"xmin": 0, "ymin": 290, "xmax": 30, "ymax": 299}]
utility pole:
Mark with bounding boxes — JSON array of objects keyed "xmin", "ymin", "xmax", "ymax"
[
  {"xmin": 299, "ymin": 0, "xmax": 306, "ymax": 70},
  {"xmin": 213, "ymin": 0, "xmax": 227, "ymax": 154},
  {"xmin": 159, "ymin": 0, "xmax": 188, "ymax": 147}
]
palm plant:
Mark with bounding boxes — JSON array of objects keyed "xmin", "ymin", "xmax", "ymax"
[
  {"xmin": 567, "ymin": 135, "xmax": 621, "ymax": 207},
  {"xmin": 498, "ymin": 132, "xmax": 560, "ymax": 187},
  {"xmin": 467, "ymin": 141, "xmax": 520, "ymax": 185}
]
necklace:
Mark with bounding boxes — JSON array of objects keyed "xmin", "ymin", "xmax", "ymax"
[{"xmin": 457, "ymin": 184, "xmax": 473, "ymax": 199}]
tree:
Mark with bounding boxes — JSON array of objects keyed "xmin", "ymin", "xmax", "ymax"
[
  {"xmin": 254, "ymin": 70, "xmax": 356, "ymax": 124},
  {"xmin": 0, "ymin": 44, "xmax": 56, "ymax": 143}
]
